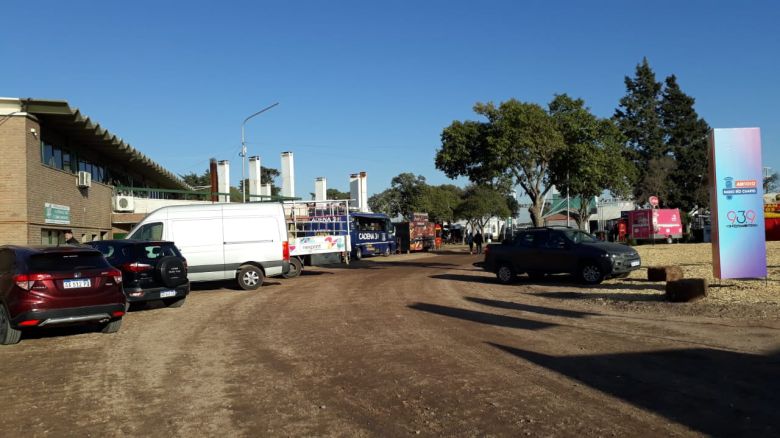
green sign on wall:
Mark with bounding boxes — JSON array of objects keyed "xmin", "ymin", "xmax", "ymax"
[{"xmin": 44, "ymin": 203, "xmax": 70, "ymax": 225}]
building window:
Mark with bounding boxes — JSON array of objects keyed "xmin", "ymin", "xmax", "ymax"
[
  {"xmin": 41, "ymin": 229, "xmax": 65, "ymax": 246},
  {"xmin": 42, "ymin": 143, "xmax": 54, "ymax": 166},
  {"xmin": 63, "ymin": 151, "xmax": 72, "ymax": 172}
]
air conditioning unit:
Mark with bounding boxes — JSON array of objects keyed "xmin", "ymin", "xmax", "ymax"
[
  {"xmin": 77, "ymin": 171, "xmax": 92, "ymax": 188},
  {"xmin": 113, "ymin": 195, "xmax": 135, "ymax": 212}
]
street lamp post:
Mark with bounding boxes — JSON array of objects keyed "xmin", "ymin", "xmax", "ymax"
[{"xmin": 241, "ymin": 102, "xmax": 279, "ymax": 203}]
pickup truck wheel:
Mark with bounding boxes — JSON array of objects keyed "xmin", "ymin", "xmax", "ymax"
[
  {"xmin": 0, "ymin": 306, "xmax": 22, "ymax": 345},
  {"xmin": 282, "ymin": 257, "xmax": 303, "ymax": 279},
  {"xmin": 496, "ymin": 264, "xmax": 516, "ymax": 284},
  {"xmin": 580, "ymin": 263, "xmax": 604, "ymax": 285},
  {"xmin": 237, "ymin": 265, "xmax": 264, "ymax": 290}
]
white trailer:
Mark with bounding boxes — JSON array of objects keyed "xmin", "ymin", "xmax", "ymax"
[{"xmin": 281, "ymin": 200, "xmax": 351, "ymax": 278}]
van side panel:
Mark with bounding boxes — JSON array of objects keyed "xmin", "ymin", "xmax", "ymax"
[
  {"xmin": 223, "ymin": 215, "xmax": 284, "ymax": 277},
  {"xmin": 170, "ymin": 217, "xmax": 227, "ymax": 281}
]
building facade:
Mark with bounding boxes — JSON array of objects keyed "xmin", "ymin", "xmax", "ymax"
[{"xmin": 0, "ymin": 98, "xmax": 190, "ymax": 245}]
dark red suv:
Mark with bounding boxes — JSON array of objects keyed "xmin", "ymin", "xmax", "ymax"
[{"xmin": 0, "ymin": 245, "xmax": 127, "ymax": 345}]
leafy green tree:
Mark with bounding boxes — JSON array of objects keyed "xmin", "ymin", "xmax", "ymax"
[
  {"xmin": 368, "ymin": 188, "xmax": 400, "ymax": 216},
  {"xmin": 661, "ymin": 75, "xmax": 711, "ymax": 210},
  {"xmin": 326, "ymin": 188, "xmax": 351, "ymax": 199},
  {"xmin": 423, "ymin": 184, "xmax": 463, "ymax": 223},
  {"xmin": 549, "ymin": 94, "xmax": 636, "ymax": 229},
  {"xmin": 455, "ymin": 185, "xmax": 511, "ymax": 231},
  {"xmin": 179, "ymin": 169, "xmax": 211, "ymax": 188},
  {"xmin": 614, "ymin": 58, "xmax": 667, "ymax": 203},
  {"xmin": 436, "ymin": 99, "xmax": 565, "ymax": 226}
]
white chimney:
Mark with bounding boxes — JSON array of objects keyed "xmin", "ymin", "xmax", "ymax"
[
  {"xmin": 349, "ymin": 173, "xmax": 360, "ymax": 210},
  {"xmin": 217, "ymin": 160, "xmax": 230, "ymax": 203},
  {"xmin": 248, "ymin": 156, "xmax": 261, "ymax": 202},
  {"xmin": 281, "ymin": 151, "xmax": 295, "ymax": 198},
  {"xmin": 359, "ymin": 171, "xmax": 368, "ymax": 212},
  {"xmin": 315, "ymin": 177, "xmax": 327, "ymax": 201},
  {"xmin": 261, "ymin": 183, "xmax": 272, "ymax": 198}
]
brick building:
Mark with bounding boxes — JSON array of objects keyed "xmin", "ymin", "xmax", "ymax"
[{"xmin": 0, "ymin": 97, "xmax": 190, "ymax": 245}]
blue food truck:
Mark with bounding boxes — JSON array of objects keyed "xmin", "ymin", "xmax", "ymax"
[{"xmin": 350, "ymin": 212, "xmax": 397, "ymax": 260}]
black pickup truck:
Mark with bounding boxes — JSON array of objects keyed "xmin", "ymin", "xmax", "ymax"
[{"xmin": 481, "ymin": 227, "xmax": 641, "ymax": 285}]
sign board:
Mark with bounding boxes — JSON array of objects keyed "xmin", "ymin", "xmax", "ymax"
[
  {"xmin": 44, "ymin": 203, "xmax": 70, "ymax": 225},
  {"xmin": 649, "ymin": 196, "xmax": 659, "ymax": 207},
  {"xmin": 289, "ymin": 235, "xmax": 346, "ymax": 256},
  {"xmin": 708, "ymin": 128, "xmax": 767, "ymax": 279}
]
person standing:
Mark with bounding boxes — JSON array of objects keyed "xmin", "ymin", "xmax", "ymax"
[
  {"xmin": 63, "ymin": 230, "xmax": 80, "ymax": 245},
  {"xmin": 466, "ymin": 231, "xmax": 474, "ymax": 255},
  {"xmin": 474, "ymin": 230, "xmax": 484, "ymax": 254}
]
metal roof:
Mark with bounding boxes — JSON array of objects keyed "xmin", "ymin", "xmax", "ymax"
[{"xmin": 6, "ymin": 98, "xmax": 190, "ymax": 191}]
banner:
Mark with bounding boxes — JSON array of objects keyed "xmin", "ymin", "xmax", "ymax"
[{"xmin": 708, "ymin": 128, "xmax": 767, "ymax": 279}]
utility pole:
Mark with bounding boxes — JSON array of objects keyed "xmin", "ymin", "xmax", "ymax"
[{"xmin": 241, "ymin": 102, "xmax": 279, "ymax": 203}]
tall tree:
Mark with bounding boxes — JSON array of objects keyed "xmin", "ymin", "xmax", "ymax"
[
  {"xmin": 368, "ymin": 189, "xmax": 401, "ymax": 216},
  {"xmin": 661, "ymin": 75, "xmax": 710, "ymax": 210},
  {"xmin": 423, "ymin": 184, "xmax": 463, "ymax": 224},
  {"xmin": 614, "ymin": 58, "xmax": 667, "ymax": 204},
  {"xmin": 179, "ymin": 169, "xmax": 211, "ymax": 188},
  {"xmin": 549, "ymin": 94, "xmax": 636, "ymax": 229},
  {"xmin": 455, "ymin": 185, "xmax": 511, "ymax": 232},
  {"xmin": 436, "ymin": 99, "xmax": 565, "ymax": 226}
]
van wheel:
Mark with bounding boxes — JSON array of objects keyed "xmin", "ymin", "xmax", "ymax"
[
  {"xmin": 666, "ymin": 236, "xmax": 673, "ymax": 244},
  {"xmin": 283, "ymin": 258, "xmax": 302, "ymax": 279},
  {"xmin": 580, "ymin": 262, "xmax": 604, "ymax": 285},
  {"xmin": 354, "ymin": 248, "xmax": 362, "ymax": 261},
  {"xmin": 0, "ymin": 306, "xmax": 22, "ymax": 345},
  {"xmin": 496, "ymin": 264, "xmax": 516, "ymax": 284},
  {"xmin": 101, "ymin": 318, "xmax": 122, "ymax": 334},
  {"xmin": 382, "ymin": 247, "xmax": 391, "ymax": 257},
  {"xmin": 237, "ymin": 265, "xmax": 264, "ymax": 290}
]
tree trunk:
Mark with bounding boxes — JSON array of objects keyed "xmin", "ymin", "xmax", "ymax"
[{"xmin": 528, "ymin": 197, "xmax": 545, "ymax": 227}]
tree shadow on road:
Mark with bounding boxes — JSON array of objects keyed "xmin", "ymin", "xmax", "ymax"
[
  {"xmin": 531, "ymin": 291, "xmax": 665, "ymax": 302},
  {"xmin": 429, "ymin": 273, "xmax": 497, "ymax": 285},
  {"xmin": 488, "ymin": 342, "xmax": 780, "ymax": 436},
  {"xmin": 408, "ymin": 302, "xmax": 557, "ymax": 331},
  {"xmin": 464, "ymin": 296, "xmax": 599, "ymax": 318}
]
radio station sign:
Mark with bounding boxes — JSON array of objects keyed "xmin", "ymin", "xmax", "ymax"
[
  {"xmin": 708, "ymin": 128, "xmax": 767, "ymax": 279},
  {"xmin": 44, "ymin": 203, "xmax": 70, "ymax": 225}
]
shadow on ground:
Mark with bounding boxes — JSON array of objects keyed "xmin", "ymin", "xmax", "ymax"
[
  {"xmin": 464, "ymin": 296, "xmax": 598, "ymax": 318},
  {"xmin": 489, "ymin": 342, "xmax": 780, "ymax": 436},
  {"xmin": 532, "ymin": 291, "xmax": 665, "ymax": 302},
  {"xmin": 430, "ymin": 273, "xmax": 666, "ymax": 292},
  {"xmin": 408, "ymin": 302, "xmax": 556, "ymax": 331}
]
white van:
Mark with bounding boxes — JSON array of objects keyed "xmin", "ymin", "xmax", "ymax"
[{"xmin": 127, "ymin": 203, "xmax": 290, "ymax": 290}]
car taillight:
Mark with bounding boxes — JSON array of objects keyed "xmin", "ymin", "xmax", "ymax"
[
  {"xmin": 122, "ymin": 262, "xmax": 153, "ymax": 273},
  {"xmin": 18, "ymin": 319, "xmax": 41, "ymax": 327},
  {"xmin": 107, "ymin": 268, "xmax": 123, "ymax": 284},
  {"xmin": 282, "ymin": 241, "xmax": 290, "ymax": 262},
  {"xmin": 14, "ymin": 273, "xmax": 53, "ymax": 291},
  {"xmin": 111, "ymin": 310, "xmax": 125, "ymax": 318},
  {"xmin": 182, "ymin": 258, "xmax": 188, "ymax": 271}
]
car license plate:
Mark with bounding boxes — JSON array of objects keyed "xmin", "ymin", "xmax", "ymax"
[
  {"xmin": 160, "ymin": 290, "xmax": 176, "ymax": 298},
  {"xmin": 63, "ymin": 279, "xmax": 91, "ymax": 289},
  {"xmin": 630, "ymin": 260, "xmax": 641, "ymax": 267}
]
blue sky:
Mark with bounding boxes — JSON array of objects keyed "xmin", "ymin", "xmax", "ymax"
[{"xmin": 2, "ymin": 1, "xmax": 779, "ymax": 197}]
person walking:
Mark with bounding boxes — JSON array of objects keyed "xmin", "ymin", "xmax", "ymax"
[
  {"xmin": 474, "ymin": 230, "xmax": 484, "ymax": 254},
  {"xmin": 466, "ymin": 231, "xmax": 474, "ymax": 255}
]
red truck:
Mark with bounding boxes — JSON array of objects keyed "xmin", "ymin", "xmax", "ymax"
[{"xmin": 621, "ymin": 208, "xmax": 683, "ymax": 243}]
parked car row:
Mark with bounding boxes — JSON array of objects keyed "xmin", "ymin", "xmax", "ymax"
[{"xmin": 0, "ymin": 241, "xmax": 190, "ymax": 345}]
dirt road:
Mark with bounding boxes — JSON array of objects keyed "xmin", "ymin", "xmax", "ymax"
[{"xmin": 1, "ymin": 251, "xmax": 779, "ymax": 437}]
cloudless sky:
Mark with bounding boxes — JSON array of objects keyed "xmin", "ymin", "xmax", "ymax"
[{"xmin": 2, "ymin": 1, "xmax": 779, "ymax": 197}]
